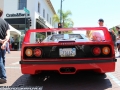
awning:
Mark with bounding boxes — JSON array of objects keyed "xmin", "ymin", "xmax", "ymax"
[
  {"xmin": 8, "ymin": 24, "xmax": 21, "ymax": 35},
  {"xmin": 36, "ymin": 19, "xmax": 48, "ymax": 28}
]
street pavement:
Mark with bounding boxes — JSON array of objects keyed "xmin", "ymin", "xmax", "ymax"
[{"xmin": 0, "ymin": 51, "xmax": 120, "ymax": 90}]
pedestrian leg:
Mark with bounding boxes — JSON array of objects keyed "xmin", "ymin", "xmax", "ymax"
[
  {"xmin": 0, "ymin": 49, "xmax": 7, "ymax": 84},
  {"xmin": 1, "ymin": 49, "xmax": 6, "ymax": 66},
  {"xmin": 118, "ymin": 44, "xmax": 120, "ymax": 56},
  {"xmin": 7, "ymin": 43, "xmax": 10, "ymax": 53}
]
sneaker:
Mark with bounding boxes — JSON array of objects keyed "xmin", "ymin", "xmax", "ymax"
[{"xmin": 0, "ymin": 78, "xmax": 7, "ymax": 84}]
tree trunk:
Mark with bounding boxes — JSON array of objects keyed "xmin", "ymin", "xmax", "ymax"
[{"xmin": 63, "ymin": 19, "xmax": 64, "ymax": 28}]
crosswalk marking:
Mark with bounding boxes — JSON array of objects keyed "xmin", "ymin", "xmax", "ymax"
[
  {"xmin": 11, "ymin": 61, "xmax": 19, "ymax": 65},
  {"xmin": 6, "ymin": 57, "xmax": 20, "ymax": 58},
  {"xmin": 5, "ymin": 67, "xmax": 20, "ymax": 69},
  {"xmin": 107, "ymin": 73, "xmax": 120, "ymax": 86}
]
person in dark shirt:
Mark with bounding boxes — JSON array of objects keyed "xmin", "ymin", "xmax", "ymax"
[{"xmin": 0, "ymin": 8, "xmax": 10, "ymax": 84}]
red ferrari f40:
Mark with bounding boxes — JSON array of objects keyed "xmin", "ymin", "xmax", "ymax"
[{"xmin": 20, "ymin": 27, "xmax": 117, "ymax": 75}]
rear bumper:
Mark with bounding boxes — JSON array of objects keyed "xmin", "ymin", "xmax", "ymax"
[
  {"xmin": 20, "ymin": 59, "xmax": 117, "ymax": 64},
  {"xmin": 19, "ymin": 59, "xmax": 117, "ymax": 74}
]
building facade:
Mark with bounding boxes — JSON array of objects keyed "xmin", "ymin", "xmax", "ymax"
[
  {"xmin": 0, "ymin": 0, "xmax": 56, "ymax": 33},
  {"xmin": 0, "ymin": 0, "xmax": 57, "ymax": 43}
]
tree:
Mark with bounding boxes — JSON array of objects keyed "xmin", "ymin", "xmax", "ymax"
[
  {"xmin": 36, "ymin": 33, "xmax": 46, "ymax": 40},
  {"xmin": 53, "ymin": 10, "xmax": 74, "ymax": 28},
  {"xmin": 111, "ymin": 27, "xmax": 118, "ymax": 35}
]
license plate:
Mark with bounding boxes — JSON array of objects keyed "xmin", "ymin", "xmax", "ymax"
[{"xmin": 59, "ymin": 48, "xmax": 76, "ymax": 57}]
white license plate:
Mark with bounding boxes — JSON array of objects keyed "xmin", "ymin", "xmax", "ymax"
[{"xmin": 59, "ymin": 48, "xmax": 76, "ymax": 57}]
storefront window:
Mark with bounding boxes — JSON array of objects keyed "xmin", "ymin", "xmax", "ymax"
[
  {"xmin": 38, "ymin": 2, "xmax": 40, "ymax": 13},
  {"xmin": 47, "ymin": 14, "xmax": 49, "ymax": 21},
  {"xmin": 43, "ymin": 9, "xmax": 45, "ymax": 18},
  {"xmin": 12, "ymin": 25, "xmax": 25, "ymax": 30},
  {"xmin": 18, "ymin": 0, "xmax": 27, "ymax": 10},
  {"xmin": 50, "ymin": 18, "xmax": 51, "ymax": 24}
]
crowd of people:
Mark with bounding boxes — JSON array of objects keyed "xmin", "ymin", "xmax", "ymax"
[{"xmin": 98, "ymin": 19, "xmax": 120, "ymax": 56}]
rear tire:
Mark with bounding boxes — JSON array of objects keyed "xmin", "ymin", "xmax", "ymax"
[
  {"xmin": 98, "ymin": 73, "xmax": 105, "ymax": 75},
  {"xmin": 30, "ymin": 74, "xmax": 39, "ymax": 77},
  {"xmin": 97, "ymin": 73, "xmax": 106, "ymax": 78}
]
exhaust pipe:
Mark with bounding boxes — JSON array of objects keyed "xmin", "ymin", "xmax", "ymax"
[{"xmin": 60, "ymin": 67, "xmax": 76, "ymax": 74}]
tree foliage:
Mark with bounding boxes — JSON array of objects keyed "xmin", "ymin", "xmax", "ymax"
[
  {"xmin": 111, "ymin": 26, "xmax": 118, "ymax": 35},
  {"xmin": 53, "ymin": 10, "xmax": 74, "ymax": 29},
  {"xmin": 36, "ymin": 33, "xmax": 46, "ymax": 40}
]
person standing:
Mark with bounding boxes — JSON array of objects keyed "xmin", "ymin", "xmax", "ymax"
[
  {"xmin": 111, "ymin": 26, "xmax": 119, "ymax": 36},
  {"xmin": 86, "ymin": 18, "xmax": 105, "ymax": 40},
  {"xmin": 6, "ymin": 41, "xmax": 10, "ymax": 54},
  {"xmin": 11, "ymin": 37, "xmax": 14, "ymax": 50},
  {"xmin": 116, "ymin": 34, "xmax": 120, "ymax": 56},
  {"xmin": 0, "ymin": 8, "xmax": 10, "ymax": 84},
  {"xmin": 98, "ymin": 19, "xmax": 118, "ymax": 52},
  {"xmin": 112, "ymin": 26, "xmax": 120, "ymax": 53}
]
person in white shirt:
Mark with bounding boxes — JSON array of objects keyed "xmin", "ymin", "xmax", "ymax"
[
  {"xmin": 86, "ymin": 19, "xmax": 106, "ymax": 41},
  {"xmin": 98, "ymin": 18, "xmax": 108, "ymax": 34}
]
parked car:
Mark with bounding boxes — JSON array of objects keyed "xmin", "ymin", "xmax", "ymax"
[{"xmin": 19, "ymin": 27, "xmax": 117, "ymax": 76}]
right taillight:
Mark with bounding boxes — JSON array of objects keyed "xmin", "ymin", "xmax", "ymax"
[
  {"xmin": 92, "ymin": 47, "xmax": 101, "ymax": 56},
  {"xmin": 102, "ymin": 47, "xmax": 110, "ymax": 55}
]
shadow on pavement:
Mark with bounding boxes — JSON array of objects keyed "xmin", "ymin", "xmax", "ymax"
[{"xmin": 11, "ymin": 71, "xmax": 112, "ymax": 90}]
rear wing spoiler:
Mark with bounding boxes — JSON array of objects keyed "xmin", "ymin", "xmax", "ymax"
[{"xmin": 23, "ymin": 27, "xmax": 111, "ymax": 43}]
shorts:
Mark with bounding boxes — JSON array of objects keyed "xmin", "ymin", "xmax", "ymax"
[{"xmin": 118, "ymin": 31, "xmax": 120, "ymax": 35}]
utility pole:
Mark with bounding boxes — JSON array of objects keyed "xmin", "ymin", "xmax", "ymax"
[
  {"xmin": 59, "ymin": 0, "xmax": 64, "ymax": 34},
  {"xmin": 24, "ymin": 13, "xmax": 27, "ymax": 34},
  {"xmin": 60, "ymin": 0, "xmax": 64, "ymax": 28},
  {"xmin": 23, "ymin": 7, "xmax": 30, "ymax": 34},
  {"xmin": 60, "ymin": 0, "xmax": 62, "ymax": 24}
]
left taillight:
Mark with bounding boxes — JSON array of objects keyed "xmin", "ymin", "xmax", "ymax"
[
  {"xmin": 25, "ymin": 48, "xmax": 33, "ymax": 57},
  {"xmin": 25, "ymin": 47, "xmax": 42, "ymax": 57},
  {"xmin": 34, "ymin": 48, "xmax": 42, "ymax": 57}
]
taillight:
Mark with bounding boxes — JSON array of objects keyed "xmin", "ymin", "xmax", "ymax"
[
  {"xmin": 34, "ymin": 48, "xmax": 42, "ymax": 57},
  {"xmin": 25, "ymin": 48, "xmax": 33, "ymax": 57},
  {"xmin": 102, "ymin": 47, "xmax": 110, "ymax": 55},
  {"xmin": 92, "ymin": 47, "xmax": 101, "ymax": 56}
]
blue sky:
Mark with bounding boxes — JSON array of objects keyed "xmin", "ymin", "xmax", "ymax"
[{"xmin": 50, "ymin": 0, "xmax": 120, "ymax": 28}]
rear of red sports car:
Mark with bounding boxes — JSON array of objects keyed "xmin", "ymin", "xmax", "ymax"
[{"xmin": 20, "ymin": 27, "xmax": 117, "ymax": 75}]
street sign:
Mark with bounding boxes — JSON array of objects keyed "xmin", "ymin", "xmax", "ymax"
[{"xmin": 24, "ymin": 7, "xmax": 30, "ymax": 14}]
